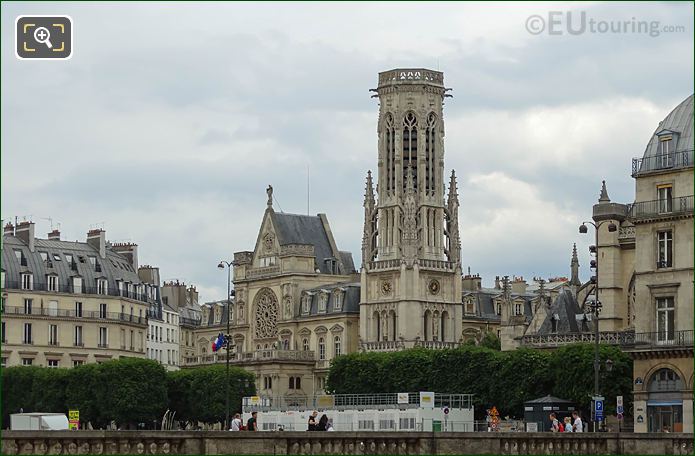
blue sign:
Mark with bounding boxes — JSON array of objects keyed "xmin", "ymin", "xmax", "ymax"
[
  {"xmin": 617, "ymin": 405, "xmax": 624, "ymax": 414},
  {"xmin": 595, "ymin": 400, "xmax": 604, "ymax": 421}
]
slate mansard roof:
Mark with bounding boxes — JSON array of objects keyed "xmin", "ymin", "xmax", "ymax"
[
  {"xmin": 643, "ymin": 94, "xmax": 694, "ymax": 158},
  {"xmin": 269, "ymin": 211, "xmax": 356, "ymax": 275},
  {"xmin": 2, "ymin": 232, "xmax": 157, "ymax": 305}
]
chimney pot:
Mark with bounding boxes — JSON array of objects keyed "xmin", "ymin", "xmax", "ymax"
[
  {"xmin": 15, "ymin": 221, "xmax": 35, "ymax": 252},
  {"xmin": 48, "ymin": 229, "xmax": 61, "ymax": 240}
]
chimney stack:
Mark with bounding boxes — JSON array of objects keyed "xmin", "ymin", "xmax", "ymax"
[
  {"xmin": 47, "ymin": 229, "xmax": 61, "ymax": 241},
  {"xmin": 111, "ymin": 242, "xmax": 138, "ymax": 270},
  {"xmin": 4, "ymin": 222, "xmax": 14, "ymax": 236},
  {"xmin": 87, "ymin": 229, "xmax": 107, "ymax": 259},
  {"xmin": 462, "ymin": 273, "xmax": 482, "ymax": 291},
  {"xmin": 15, "ymin": 221, "xmax": 35, "ymax": 252},
  {"xmin": 511, "ymin": 276, "xmax": 528, "ymax": 295}
]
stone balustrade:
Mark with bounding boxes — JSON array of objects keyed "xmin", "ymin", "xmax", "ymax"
[{"xmin": 1, "ymin": 431, "xmax": 692, "ymax": 455}]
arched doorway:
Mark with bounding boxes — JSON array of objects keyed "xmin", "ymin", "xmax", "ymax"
[{"xmin": 647, "ymin": 368, "xmax": 684, "ymax": 432}]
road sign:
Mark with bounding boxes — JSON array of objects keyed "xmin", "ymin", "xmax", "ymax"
[
  {"xmin": 617, "ymin": 396, "xmax": 623, "ymax": 407},
  {"xmin": 617, "ymin": 412, "xmax": 624, "ymax": 421},
  {"xmin": 617, "ymin": 405, "xmax": 624, "ymax": 414},
  {"xmin": 595, "ymin": 400, "xmax": 604, "ymax": 422},
  {"xmin": 443, "ymin": 407, "xmax": 450, "ymax": 415}
]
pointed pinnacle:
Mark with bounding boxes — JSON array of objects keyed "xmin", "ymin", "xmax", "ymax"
[{"xmin": 598, "ymin": 180, "xmax": 610, "ymax": 203}]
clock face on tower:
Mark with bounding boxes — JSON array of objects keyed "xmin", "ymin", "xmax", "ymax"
[
  {"xmin": 428, "ymin": 279, "xmax": 441, "ymax": 295},
  {"xmin": 381, "ymin": 281, "xmax": 393, "ymax": 295}
]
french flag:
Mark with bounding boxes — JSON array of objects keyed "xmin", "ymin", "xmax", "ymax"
[{"xmin": 212, "ymin": 333, "xmax": 225, "ymax": 352}]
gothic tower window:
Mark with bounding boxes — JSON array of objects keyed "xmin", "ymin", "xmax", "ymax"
[
  {"xmin": 373, "ymin": 311, "xmax": 381, "ymax": 341},
  {"xmin": 402, "ymin": 112, "xmax": 418, "ymax": 192},
  {"xmin": 384, "ymin": 113, "xmax": 396, "ymax": 194},
  {"xmin": 389, "ymin": 310, "xmax": 397, "ymax": 340},
  {"xmin": 425, "ymin": 112, "xmax": 437, "ymax": 194}
]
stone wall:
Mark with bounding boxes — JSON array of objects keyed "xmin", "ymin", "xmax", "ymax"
[{"xmin": 1, "ymin": 431, "xmax": 693, "ymax": 455}]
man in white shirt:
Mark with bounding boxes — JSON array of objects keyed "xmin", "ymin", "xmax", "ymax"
[
  {"xmin": 572, "ymin": 411, "xmax": 583, "ymax": 432},
  {"xmin": 230, "ymin": 413, "xmax": 242, "ymax": 431}
]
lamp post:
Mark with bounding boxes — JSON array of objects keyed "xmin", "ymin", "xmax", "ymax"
[
  {"xmin": 579, "ymin": 220, "xmax": 617, "ymax": 431},
  {"xmin": 218, "ymin": 260, "xmax": 234, "ymax": 430}
]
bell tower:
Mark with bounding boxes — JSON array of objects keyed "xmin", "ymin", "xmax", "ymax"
[{"xmin": 359, "ymin": 69, "xmax": 463, "ymax": 350}]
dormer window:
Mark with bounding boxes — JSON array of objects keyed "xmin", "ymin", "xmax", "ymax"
[
  {"xmin": 495, "ymin": 302, "xmax": 501, "ymax": 316},
  {"xmin": 14, "ymin": 250, "xmax": 27, "ymax": 266},
  {"xmin": 333, "ymin": 289, "xmax": 344, "ymax": 311},
  {"xmin": 318, "ymin": 291, "xmax": 328, "ymax": 313},
  {"xmin": 21, "ymin": 273, "xmax": 33, "ymax": 290},
  {"xmin": 47, "ymin": 275, "xmax": 58, "ymax": 292},
  {"xmin": 465, "ymin": 299, "xmax": 475, "ymax": 315},
  {"xmin": 514, "ymin": 302, "xmax": 522, "ymax": 316},
  {"xmin": 65, "ymin": 254, "xmax": 77, "ymax": 271},
  {"xmin": 72, "ymin": 277, "xmax": 83, "ymax": 294},
  {"xmin": 40, "ymin": 252, "xmax": 53, "ymax": 268},
  {"xmin": 659, "ymin": 134, "xmax": 672, "ymax": 155},
  {"xmin": 97, "ymin": 279, "xmax": 108, "ymax": 295},
  {"xmin": 324, "ymin": 258, "xmax": 339, "ymax": 275},
  {"xmin": 301, "ymin": 293, "xmax": 312, "ymax": 314}
]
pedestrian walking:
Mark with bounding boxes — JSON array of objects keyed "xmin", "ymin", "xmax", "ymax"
[
  {"xmin": 230, "ymin": 413, "xmax": 242, "ymax": 431},
  {"xmin": 246, "ymin": 411, "xmax": 258, "ymax": 431},
  {"xmin": 549, "ymin": 413, "xmax": 560, "ymax": 432},
  {"xmin": 564, "ymin": 417, "xmax": 572, "ymax": 433},
  {"xmin": 572, "ymin": 411, "xmax": 583, "ymax": 433}
]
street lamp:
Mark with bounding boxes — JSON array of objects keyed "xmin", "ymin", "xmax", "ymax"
[
  {"xmin": 579, "ymin": 220, "xmax": 617, "ymax": 431},
  {"xmin": 218, "ymin": 260, "xmax": 234, "ymax": 430}
]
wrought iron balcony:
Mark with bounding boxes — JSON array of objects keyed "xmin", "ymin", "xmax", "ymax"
[
  {"xmin": 627, "ymin": 195, "xmax": 694, "ymax": 220},
  {"xmin": 632, "ymin": 150, "xmax": 693, "ymax": 177},
  {"xmin": 2, "ymin": 280, "xmax": 155, "ymax": 305},
  {"xmin": 627, "ymin": 330, "xmax": 693, "ymax": 348},
  {"xmin": 3, "ymin": 306, "xmax": 146, "ymax": 326}
]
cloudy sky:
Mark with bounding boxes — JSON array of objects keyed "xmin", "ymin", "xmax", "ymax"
[{"xmin": 2, "ymin": 2, "xmax": 693, "ymax": 302}]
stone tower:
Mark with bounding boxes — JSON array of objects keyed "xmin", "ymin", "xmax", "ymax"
[{"xmin": 359, "ymin": 69, "xmax": 463, "ymax": 350}]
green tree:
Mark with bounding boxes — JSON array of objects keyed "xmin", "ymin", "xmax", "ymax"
[
  {"xmin": 170, "ymin": 365, "xmax": 255, "ymax": 423},
  {"xmin": 479, "ymin": 331, "xmax": 501, "ymax": 350},
  {"xmin": 548, "ymin": 344, "xmax": 632, "ymax": 416},
  {"xmin": 2, "ymin": 366, "xmax": 40, "ymax": 427}
]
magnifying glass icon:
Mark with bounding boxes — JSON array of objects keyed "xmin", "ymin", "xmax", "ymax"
[{"xmin": 33, "ymin": 27, "xmax": 53, "ymax": 49}]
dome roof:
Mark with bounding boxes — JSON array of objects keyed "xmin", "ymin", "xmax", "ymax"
[{"xmin": 642, "ymin": 94, "xmax": 693, "ymax": 158}]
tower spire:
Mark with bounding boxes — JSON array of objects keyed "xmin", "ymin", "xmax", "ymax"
[
  {"xmin": 362, "ymin": 171, "xmax": 377, "ymax": 265},
  {"xmin": 569, "ymin": 243, "xmax": 581, "ymax": 286},
  {"xmin": 445, "ymin": 170, "xmax": 461, "ymax": 265}
]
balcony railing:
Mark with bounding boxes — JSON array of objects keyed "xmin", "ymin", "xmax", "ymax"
[
  {"xmin": 182, "ymin": 349, "xmax": 316, "ymax": 366},
  {"xmin": 2, "ymin": 280, "xmax": 155, "ymax": 305},
  {"xmin": 627, "ymin": 195, "xmax": 694, "ymax": 220},
  {"xmin": 632, "ymin": 150, "xmax": 693, "ymax": 177},
  {"xmin": 628, "ymin": 330, "xmax": 693, "ymax": 348},
  {"xmin": 520, "ymin": 330, "xmax": 693, "ymax": 349},
  {"xmin": 360, "ymin": 339, "xmax": 461, "ymax": 352},
  {"xmin": 520, "ymin": 330, "xmax": 634, "ymax": 348},
  {"xmin": 2, "ymin": 306, "xmax": 146, "ymax": 326}
]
